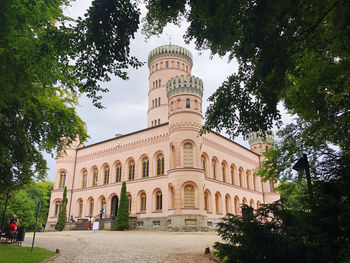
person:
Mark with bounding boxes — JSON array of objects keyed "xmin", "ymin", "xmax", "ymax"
[
  {"xmin": 42, "ymin": 223, "xmax": 46, "ymax": 232},
  {"xmin": 88, "ymin": 216, "xmax": 92, "ymax": 230},
  {"xmin": 70, "ymin": 215, "xmax": 75, "ymax": 223},
  {"xmin": 8, "ymin": 220, "xmax": 17, "ymax": 240}
]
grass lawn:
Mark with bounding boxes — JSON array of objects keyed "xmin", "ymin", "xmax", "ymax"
[{"xmin": 0, "ymin": 244, "xmax": 55, "ymax": 263}]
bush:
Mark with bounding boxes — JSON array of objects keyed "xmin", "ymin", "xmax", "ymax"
[
  {"xmin": 115, "ymin": 182, "xmax": 129, "ymax": 230},
  {"xmin": 54, "ymin": 186, "xmax": 67, "ymax": 231}
]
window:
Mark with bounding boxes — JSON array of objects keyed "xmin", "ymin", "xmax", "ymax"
[
  {"xmin": 159, "ymin": 80, "xmax": 161, "ymax": 86},
  {"xmin": 158, "ymin": 97, "xmax": 161, "ymax": 106},
  {"xmin": 54, "ymin": 201, "xmax": 61, "ymax": 216},
  {"xmin": 142, "ymin": 158, "xmax": 149, "ymax": 178},
  {"xmin": 234, "ymin": 197, "xmax": 239, "ymax": 215},
  {"xmin": 116, "ymin": 163, "xmax": 122, "ymax": 182},
  {"xmin": 257, "ymin": 201, "xmax": 261, "ymax": 209},
  {"xmin": 253, "ymin": 175, "xmax": 257, "ymax": 190},
  {"xmin": 158, "ymin": 119, "xmax": 160, "ymax": 125},
  {"xmin": 184, "ymin": 185, "xmax": 195, "ymax": 207},
  {"xmin": 89, "ymin": 199, "xmax": 94, "ymax": 216},
  {"xmin": 155, "ymin": 98, "xmax": 157, "ymax": 106},
  {"xmin": 156, "ymin": 64, "xmax": 158, "ymax": 70},
  {"xmin": 151, "ymin": 121, "xmax": 153, "ymax": 126},
  {"xmin": 269, "ymin": 180, "xmax": 274, "ymax": 191},
  {"xmin": 157, "ymin": 154, "xmax": 164, "ymax": 176},
  {"xmin": 183, "ymin": 143, "xmax": 193, "ymax": 167},
  {"xmin": 215, "ymin": 193, "xmax": 221, "ymax": 213},
  {"xmin": 202, "ymin": 156, "xmax": 207, "ymax": 176},
  {"xmin": 153, "ymin": 220, "xmax": 160, "ymax": 226},
  {"xmin": 225, "ymin": 195, "xmax": 230, "ymax": 214},
  {"xmin": 246, "ymin": 171, "xmax": 250, "ymax": 189},
  {"xmin": 186, "ymin": 65, "xmax": 188, "ymax": 72},
  {"xmin": 156, "ymin": 190, "xmax": 162, "ymax": 210},
  {"xmin": 152, "ymin": 100, "xmax": 154, "ymax": 107},
  {"xmin": 239, "ymin": 169, "xmax": 243, "ymax": 187},
  {"xmin": 186, "ymin": 99, "xmax": 190, "ymax": 108},
  {"xmin": 140, "ymin": 193, "xmax": 146, "ymax": 212},
  {"xmin": 171, "ymin": 146, "xmax": 176, "ymax": 169},
  {"xmin": 250, "ymin": 199, "xmax": 255, "ymax": 208},
  {"xmin": 177, "ymin": 62, "xmax": 180, "ymax": 69},
  {"xmin": 204, "ymin": 192, "xmax": 209, "ymax": 211},
  {"xmin": 128, "ymin": 194, "xmax": 132, "ymax": 212},
  {"xmin": 92, "ymin": 168, "xmax": 98, "ymax": 186},
  {"xmin": 59, "ymin": 171, "xmax": 66, "ymax": 188},
  {"xmin": 129, "ymin": 160, "xmax": 135, "ymax": 180},
  {"xmin": 82, "ymin": 170, "xmax": 87, "ymax": 188},
  {"xmin": 165, "ymin": 61, "xmax": 169, "ymax": 68},
  {"xmin": 78, "ymin": 200, "xmax": 83, "ymax": 217},
  {"xmin": 212, "ymin": 161, "xmax": 217, "ymax": 179},
  {"xmin": 104, "ymin": 166, "xmax": 109, "ymax": 184},
  {"xmin": 222, "ymin": 164, "xmax": 226, "ymax": 183},
  {"xmin": 170, "ymin": 187, "xmax": 175, "ymax": 208},
  {"xmin": 156, "ymin": 80, "xmax": 158, "ymax": 88}
]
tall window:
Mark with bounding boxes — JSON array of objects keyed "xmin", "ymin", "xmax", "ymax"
[
  {"xmin": 269, "ymin": 180, "xmax": 274, "ymax": 191},
  {"xmin": 140, "ymin": 193, "xmax": 146, "ymax": 212},
  {"xmin": 184, "ymin": 185, "xmax": 195, "ymax": 207},
  {"xmin": 93, "ymin": 168, "xmax": 98, "ymax": 186},
  {"xmin": 78, "ymin": 200, "xmax": 83, "ymax": 217},
  {"xmin": 166, "ymin": 61, "xmax": 169, "ymax": 68},
  {"xmin": 129, "ymin": 160, "xmax": 135, "ymax": 180},
  {"xmin": 142, "ymin": 158, "xmax": 149, "ymax": 178},
  {"xmin": 171, "ymin": 146, "xmax": 176, "ymax": 169},
  {"xmin": 253, "ymin": 175, "xmax": 257, "ymax": 191},
  {"xmin": 230, "ymin": 166, "xmax": 235, "ymax": 185},
  {"xmin": 128, "ymin": 194, "xmax": 132, "ymax": 212},
  {"xmin": 59, "ymin": 171, "xmax": 66, "ymax": 188},
  {"xmin": 157, "ymin": 154, "xmax": 164, "ymax": 176},
  {"xmin": 215, "ymin": 193, "xmax": 220, "ymax": 213},
  {"xmin": 246, "ymin": 171, "xmax": 250, "ymax": 189},
  {"xmin": 104, "ymin": 166, "xmax": 109, "ymax": 184},
  {"xmin": 177, "ymin": 62, "xmax": 180, "ymax": 69},
  {"xmin": 156, "ymin": 191, "xmax": 162, "ymax": 210},
  {"xmin": 158, "ymin": 119, "xmax": 160, "ymax": 125},
  {"xmin": 234, "ymin": 197, "xmax": 239, "ymax": 215},
  {"xmin": 225, "ymin": 195, "xmax": 230, "ymax": 214},
  {"xmin": 89, "ymin": 199, "xmax": 94, "ymax": 216},
  {"xmin": 54, "ymin": 201, "xmax": 61, "ymax": 216},
  {"xmin": 158, "ymin": 80, "xmax": 161, "ymax": 87},
  {"xmin": 171, "ymin": 187, "xmax": 175, "ymax": 208},
  {"xmin": 222, "ymin": 164, "xmax": 226, "ymax": 183},
  {"xmin": 82, "ymin": 170, "xmax": 87, "ymax": 188},
  {"xmin": 158, "ymin": 97, "xmax": 161, "ymax": 105},
  {"xmin": 202, "ymin": 156, "xmax": 207, "ymax": 176},
  {"xmin": 186, "ymin": 99, "xmax": 190, "ymax": 108},
  {"xmin": 183, "ymin": 143, "xmax": 193, "ymax": 167},
  {"xmin": 116, "ymin": 163, "xmax": 122, "ymax": 182},
  {"xmin": 204, "ymin": 192, "xmax": 209, "ymax": 211},
  {"xmin": 239, "ymin": 169, "xmax": 243, "ymax": 187},
  {"xmin": 212, "ymin": 161, "xmax": 217, "ymax": 179}
]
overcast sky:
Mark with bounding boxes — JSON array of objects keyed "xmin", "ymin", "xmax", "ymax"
[{"xmin": 45, "ymin": 1, "xmax": 292, "ymax": 182}]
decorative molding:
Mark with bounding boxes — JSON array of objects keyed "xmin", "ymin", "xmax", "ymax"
[
  {"xmin": 148, "ymin": 45, "xmax": 193, "ymax": 67},
  {"xmin": 166, "ymin": 75, "xmax": 203, "ymax": 99},
  {"xmin": 247, "ymin": 131, "xmax": 274, "ymax": 146}
]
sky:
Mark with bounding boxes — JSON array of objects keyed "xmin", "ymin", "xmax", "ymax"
[{"xmin": 45, "ymin": 1, "xmax": 292, "ymax": 182}]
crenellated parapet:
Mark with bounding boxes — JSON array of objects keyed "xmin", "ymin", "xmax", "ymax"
[
  {"xmin": 248, "ymin": 131, "xmax": 274, "ymax": 146},
  {"xmin": 148, "ymin": 45, "xmax": 193, "ymax": 67},
  {"xmin": 166, "ymin": 75, "xmax": 203, "ymax": 99}
]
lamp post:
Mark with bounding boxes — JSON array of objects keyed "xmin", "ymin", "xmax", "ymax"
[
  {"xmin": 31, "ymin": 197, "xmax": 41, "ymax": 252},
  {"xmin": 292, "ymin": 154, "xmax": 313, "ymax": 200}
]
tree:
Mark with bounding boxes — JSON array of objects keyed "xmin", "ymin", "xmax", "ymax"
[
  {"xmin": 55, "ymin": 186, "xmax": 68, "ymax": 231},
  {"xmin": 0, "ymin": 0, "xmax": 142, "ymax": 194},
  {"xmin": 115, "ymin": 182, "xmax": 129, "ymax": 230}
]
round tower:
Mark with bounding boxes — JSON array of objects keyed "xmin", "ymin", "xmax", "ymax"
[
  {"xmin": 147, "ymin": 45, "xmax": 193, "ymax": 128},
  {"xmin": 247, "ymin": 131, "xmax": 274, "ymax": 156}
]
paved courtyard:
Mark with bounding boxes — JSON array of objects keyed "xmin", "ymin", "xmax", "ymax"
[{"xmin": 23, "ymin": 231, "xmax": 221, "ymax": 262}]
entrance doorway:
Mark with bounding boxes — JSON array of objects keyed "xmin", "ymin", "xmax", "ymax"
[{"xmin": 111, "ymin": 195, "xmax": 119, "ymax": 219}]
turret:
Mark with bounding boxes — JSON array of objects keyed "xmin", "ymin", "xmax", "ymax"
[
  {"xmin": 247, "ymin": 131, "xmax": 274, "ymax": 156},
  {"xmin": 147, "ymin": 45, "xmax": 193, "ymax": 128}
]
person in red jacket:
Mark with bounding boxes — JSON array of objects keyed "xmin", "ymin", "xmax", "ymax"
[{"xmin": 8, "ymin": 220, "xmax": 18, "ymax": 240}]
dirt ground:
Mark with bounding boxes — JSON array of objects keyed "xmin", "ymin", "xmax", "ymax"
[{"xmin": 22, "ymin": 230, "xmax": 221, "ymax": 262}]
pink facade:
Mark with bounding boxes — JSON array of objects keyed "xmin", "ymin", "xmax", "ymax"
[{"xmin": 48, "ymin": 45, "xmax": 279, "ymax": 230}]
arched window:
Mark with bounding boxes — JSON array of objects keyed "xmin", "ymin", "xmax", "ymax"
[
  {"xmin": 204, "ymin": 191, "xmax": 209, "ymax": 211},
  {"xmin": 250, "ymin": 199, "xmax": 254, "ymax": 208},
  {"xmin": 170, "ymin": 187, "xmax": 175, "ymax": 209},
  {"xmin": 116, "ymin": 163, "xmax": 122, "ymax": 182},
  {"xmin": 215, "ymin": 193, "xmax": 221, "ymax": 213},
  {"xmin": 158, "ymin": 97, "xmax": 161, "ymax": 105},
  {"xmin": 59, "ymin": 171, "xmax": 66, "ymax": 188},
  {"xmin": 186, "ymin": 65, "xmax": 188, "ymax": 72},
  {"xmin": 165, "ymin": 61, "xmax": 169, "ymax": 68},
  {"xmin": 234, "ymin": 196, "xmax": 239, "ymax": 215},
  {"xmin": 183, "ymin": 143, "xmax": 193, "ymax": 167},
  {"xmin": 257, "ymin": 201, "xmax": 261, "ymax": 209},
  {"xmin": 184, "ymin": 185, "xmax": 195, "ymax": 207},
  {"xmin": 155, "ymin": 98, "xmax": 157, "ymax": 106},
  {"xmin": 269, "ymin": 180, "xmax": 275, "ymax": 191},
  {"xmin": 140, "ymin": 193, "xmax": 146, "ymax": 212},
  {"xmin": 156, "ymin": 64, "xmax": 158, "ymax": 70},
  {"xmin": 92, "ymin": 168, "xmax": 98, "ymax": 186},
  {"xmin": 230, "ymin": 166, "xmax": 235, "ymax": 185},
  {"xmin": 222, "ymin": 163, "xmax": 226, "ymax": 183},
  {"xmin": 158, "ymin": 80, "xmax": 161, "ymax": 87},
  {"xmin": 239, "ymin": 169, "xmax": 243, "ymax": 187},
  {"xmin": 212, "ymin": 160, "xmax": 217, "ymax": 179},
  {"xmin": 186, "ymin": 99, "xmax": 190, "ymax": 108},
  {"xmin": 171, "ymin": 146, "xmax": 176, "ymax": 169},
  {"xmin": 156, "ymin": 154, "xmax": 164, "ymax": 176},
  {"xmin": 158, "ymin": 119, "xmax": 160, "ymax": 125},
  {"xmin": 142, "ymin": 158, "xmax": 149, "ymax": 178},
  {"xmin": 156, "ymin": 190, "xmax": 162, "ymax": 210},
  {"xmin": 128, "ymin": 160, "xmax": 135, "ymax": 180},
  {"xmin": 246, "ymin": 171, "xmax": 250, "ymax": 189},
  {"xmin": 54, "ymin": 201, "xmax": 61, "ymax": 216},
  {"xmin": 89, "ymin": 199, "xmax": 94, "ymax": 216},
  {"xmin": 100, "ymin": 197, "xmax": 106, "ymax": 218},
  {"xmin": 78, "ymin": 200, "xmax": 83, "ymax": 217},
  {"xmin": 128, "ymin": 194, "xmax": 132, "ymax": 212},
  {"xmin": 177, "ymin": 62, "xmax": 180, "ymax": 69},
  {"xmin": 151, "ymin": 121, "xmax": 153, "ymax": 126},
  {"xmin": 225, "ymin": 195, "xmax": 231, "ymax": 214},
  {"xmin": 242, "ymin": 198, "xmax": 247, "ymax": 205},
  {"xmin": 104, "ymin": 166, "xmax": 109, "ymax": 184},
  {"xmin": 82, "ymin": 170, "xmax": 87, "ymax": 188},
  {"xmin": 253, "ymin": 175, "xmax": 257, "ymax": 191}
]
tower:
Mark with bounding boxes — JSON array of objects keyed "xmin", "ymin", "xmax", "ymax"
[
  {"xmin": 247, "ymin": 131, "xmax": 274, "ymax": 156},
  {"xmin": 147, "ymin": 45, "xmax": 193, "ymax": 127}
]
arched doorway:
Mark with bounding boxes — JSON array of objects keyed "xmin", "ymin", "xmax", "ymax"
[{"xmin": 110, "ymin": 195, "xmax": 119, "ymax": 219}]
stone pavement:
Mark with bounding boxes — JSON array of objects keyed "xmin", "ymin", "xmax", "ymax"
[{"xmin": 23, "ymin": 231, "xmax": 221, "ymax": 262}]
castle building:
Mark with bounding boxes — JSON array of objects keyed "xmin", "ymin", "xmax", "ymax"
[{"xmin": 47, "ymin": 45, "xmax": 279, "ymax": 230}]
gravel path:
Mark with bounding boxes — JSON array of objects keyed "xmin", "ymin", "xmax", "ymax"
[{"xmin": 23, "ymin": 231, "xmax": 221, "ymax": 262}]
